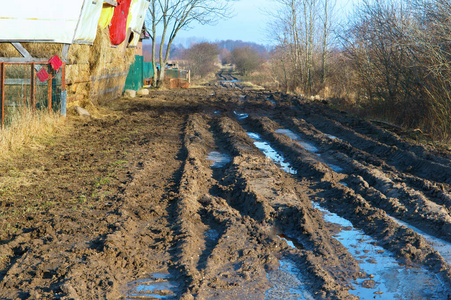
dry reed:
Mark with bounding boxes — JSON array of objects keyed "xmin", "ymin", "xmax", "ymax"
[{"xmin": 0, "ymin": 108, "xmax": 66, "ymax": 160}]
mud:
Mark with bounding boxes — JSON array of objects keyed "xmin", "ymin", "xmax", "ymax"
[{"xmin": 0, "ymin": 75, "xmax": 451, "ymax": 299}]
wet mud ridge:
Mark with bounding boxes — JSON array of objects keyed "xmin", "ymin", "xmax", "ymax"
[{"xmin": 0, "ymin": 86, "xmax": 451, "ymax": 299}]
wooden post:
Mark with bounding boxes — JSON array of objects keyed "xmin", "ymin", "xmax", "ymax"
[
  {"xmin": 47, "ymin": 65, "xmax": 52, "ymax": 112},
  {"xmin": 61, "ymin": 62, "xmax": 66, "ymax": 117},
  {"xmin": 61, "ymin": 62, "xmax": 66, "ymax": 92},
  {"xmin": 24, "ymin": 65, "xmax": 27, "ymax": 106},
  {"xmin": 0, "ymin": 63, "xmax": 4, "ymax": 128},
  {"xmin": 31, "ymin": 63, "xmax": 35, "ymax": 113}
]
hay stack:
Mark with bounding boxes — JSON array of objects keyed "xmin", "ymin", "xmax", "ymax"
[{"xmin": 0, "ymin": 26, "xmax": 136, "ymax": 107}]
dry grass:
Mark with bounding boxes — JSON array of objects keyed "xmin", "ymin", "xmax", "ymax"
[{"xmin": 0, "ymin": 109, "xmax": 67, "ymax": 160}]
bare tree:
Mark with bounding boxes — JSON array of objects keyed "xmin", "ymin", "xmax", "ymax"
[
  {"xmin": 146, "ymin": 0, "xmax": 231, "ymax": 86},
  {"xmin": 320, "ymin": 0, "xmax": 335, "ymax": 85},
  {"xmin": 147, "ymin": 0, "xmax": 160, "ymax": 87},
  {"xmin": 338, "ymin": 0, "xmax": 451, "ymax": 139},
  {"xmin": 186, "ymin": 42, "xmax": 219, "ymax": 78},
  {"xmin": 268, "ymin": 0, "xmax": 335, "ymax": 95}
]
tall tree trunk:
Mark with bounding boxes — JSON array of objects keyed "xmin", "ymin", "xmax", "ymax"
[
  {"xmin": 321, "ymin": 0, "xmax": 328, "ymax": 85},
  {"xmin": 158, "ymin": 25, "xmax": 168, "ymax": 86},
  {"xmin": 307, "ymin": 0, "xmax": 315, "ymax": 94},
  {"xmin": 151, "ymin": 15, "xmax": 157, "ymax": 87}
]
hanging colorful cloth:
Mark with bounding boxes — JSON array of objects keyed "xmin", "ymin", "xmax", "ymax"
[
  {"xmin": 49, "ymin": 55, "xmax": 63, "ymax": 71},
  {"xmin": 37, "ymin": 68, "xmax": 49, "ymax": 82},
  {"xmin": 98, "ymin": 3, "xmax": 115, "ymax": 29},
  {"xmin": 109, "ymin": 0, "xmax": 133, "ymax": 45}
]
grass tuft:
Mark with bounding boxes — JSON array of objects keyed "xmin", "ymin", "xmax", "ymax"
[{"xmin": 0, "ymin": 108, "xmax": 66, "ymax": 160}]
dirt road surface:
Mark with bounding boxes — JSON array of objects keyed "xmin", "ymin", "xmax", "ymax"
[{"xmin": 1, "ymin": 77, "xmax": 451, "ymax": 299}]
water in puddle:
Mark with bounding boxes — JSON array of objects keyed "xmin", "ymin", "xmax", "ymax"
[
  {"xmin": 266, "ymin": 97, "xmax": 277, "ymax": 105},
  {"xmin": 266, "ymin": 259, "xmax": 315, "ymax": 300},
  {"xmin": 328, "ymin": 163, "xmax": 344, "ymax": 172},
  {"xmin": 247, "ymin": 132, "xmax": 297, "ymax": 175},
  {"xmin": 275, "ymin": 129, "xmax": 319, "ymax": 153},
  {"xmin": 204, "ymin": 228, "xmax": 220, "ymax": 241},
  {"xmin": 234, "ymin": 111, "xmax": 249, "ymax": 120},
  {"xmin": 390, "ymin": 216, "xmax": 451, "ymax": 265},
  {"xmin": 127, "ymin": 273, "xmax": 180, "ymax": 299},
  {"xmin": 278, "ymin": 234, "xmax": 304, "ymax": 250},
  {"xmin": 326, "ymin": 134, "xmax": 342, "ymax": 141},
  {"xmin": 276, "ymin": 129, "xmax": 347, "ymax": 173},
  {"xmin": 207, "ymin": 151, "xmax": 231, "ymax": 168},
  {"xmin": 247, "ymin": 132, "xmax": 261, "ymax": 140},
  {"xmin": 312, "ymin": 203, "xmax": 447, "ymax": 299},
  {"xmin": 247, "ymin": 131, "xmax": 447, "ymax": 299}
]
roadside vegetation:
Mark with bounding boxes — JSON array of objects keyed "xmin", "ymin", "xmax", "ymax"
[
  {"xmin": 264, "ymin": 0, "xmax": 451, "ymax": 144},
  {"xmin": 145, "ymin": 0, "xmax": 451, "ymax": 144},
  {"xmin": 0, "ymin": 108, "xmax": 66, "ymax": 161}
]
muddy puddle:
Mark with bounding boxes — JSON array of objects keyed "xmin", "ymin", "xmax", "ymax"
[
  {"xmin": 247, "ymin": 131, "xmax": 448, "ymax": 299},
  {"xmin": 234, "ymin": 111, "xmax": 249, "ymax": 120},
  {"xmin": 266, "ymin": 258, "xmax": 315, "ymax": 300},
  {"xmin": 126, "ymin": 273, "xmax": 180, "ymax": 300},
  {"xmin": 246, "ymin": 132, "xmax": 297, "ymax": 175},
  {"xmin": 275, "ymin": 129, "xmax": 344, "ymax": 172},
  {"xmin": 207, "ymin": 151, "xmax": 231, "ymax": 168},
  {"xmin": 326, "ymin": 134, "xmax": 342, "ymax": 141},
  {"xmin": 275, "ymin": 129, "xmax": 320, "ymax": 153},
  {"xmin": 314, "ymin": 203, "xmax": 447, "ymax": 299},
  {"xmin": 278, "ymin": 234, "xmax": 304, "ymax": 250},
  {"xmin": 390, "ymin": 217, "xmax": 451, "ymax": 265},
  {"xmin": 280, "ymin": 125, "xmax": 451, "ymax": 266},
  {"xmin": 266, "ymin": 97, "xmax": 276, "ymax": 106}
]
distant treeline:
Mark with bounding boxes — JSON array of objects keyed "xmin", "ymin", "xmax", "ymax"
[{"xmin": 142, "ymin": 39, "xmax": 270, "ymax": 62}]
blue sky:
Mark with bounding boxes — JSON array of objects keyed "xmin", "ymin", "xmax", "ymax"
[{"xmin": 175, "ymin": 0, "xmax": 358, "ymax": 46}]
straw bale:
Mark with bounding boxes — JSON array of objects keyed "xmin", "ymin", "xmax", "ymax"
[
  {"xmin": 0, "ymin": 42, "xmax": 62, "ymax": 59},
  {"xmin": 0, "ymin": 43, "xmax": 21, "ymax": 57},
  {"xmin": 21, "ymin": 43, "xmax": 63, "ymax": 58},
  {"xmin": 66, "ymin": 63, "xmax": 91, "ymax": 85},
  {"xmin": 89, "ymin": 27, "xmax": 135, "ymax": 77},
  {"xmin": 90, "ymin": 74, "xmax": 128, "ymax": 105},
  {"xmin": 67, "ymin": 44, "xmax": 91, "ymax": 64}
]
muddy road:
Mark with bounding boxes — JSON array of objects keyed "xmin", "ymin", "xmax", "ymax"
[{"xmin": 1, "ymin": 80, "xmax": 451, "ymax": 299}]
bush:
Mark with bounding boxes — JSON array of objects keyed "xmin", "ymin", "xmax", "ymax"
[
  {"xmin": 185, "ymin": 42, "xmax": 219, "ymax": 78},
  {"xmin": 231, "ymin": 47, "xmax": 263, "ymax": 76}
]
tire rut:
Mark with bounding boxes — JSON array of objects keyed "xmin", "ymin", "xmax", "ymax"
[
  {"xmin": 257, "ymin": 113, "xmax": 451, "ymax": 243},
  {"xmin": 243, "ymin": 112, "xmax": 451, "ymax": 292}
]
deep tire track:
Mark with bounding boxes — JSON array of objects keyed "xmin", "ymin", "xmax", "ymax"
[{"xmin": 244, "ymin": 113, "xmax": 451, "ymax": 293}]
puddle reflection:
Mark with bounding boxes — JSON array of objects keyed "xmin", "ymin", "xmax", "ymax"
[
  {"xmin": 127, "ymin": 273, "xmax": 180, "ymax": 300},
  {"xmin": 390, "ymin": 216, "xmax": 451, "ymax": 265},
  {"xmin": 207, "ymin": 151, "xmax": 231, "ymax": 168},
  {"xmin": 266, "ymin": 259, "xmax": 315, "ymax": 300},
  {"xmin": 247, "ymin": 130, "xmax": 447, "ymax": 300},
  {"xmin": 247, "ymin": 132, "xmax": 297, "ymax": 175}
]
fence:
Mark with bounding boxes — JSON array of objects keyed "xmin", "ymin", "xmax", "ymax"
[
  {"xmin": 124, "ymin": 57, "xmax": 190, "ymax": 91},
  {"xmin": 0, "ymin": 61, "xmax": 66, "ymax": 128},
  {"xmin": 165, "ymin": 68, "xmax": 189, "ymax": 81},
  {"xmin": 164, "ymin": 68, "xmax": 190, "ymax": 89},
  {"xmin": 124, "ymin": 55, "xmax": 154, "ymax": 91}
]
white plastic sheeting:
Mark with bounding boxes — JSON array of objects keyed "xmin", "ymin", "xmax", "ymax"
[
  {"xmin": 0, "ymin": 0, "xmax": 85, "ymax": 43},
  {"xmin": 73, "ymin": 0, "xmax": 104, "ymax": 44},
  {"xmin": 127, "ymin": 0, "xmax": 150, "ymax": 47},
  {"xmin": 128, "ymin": 0, "xmax": 149, "ymax": 41},
  {"xmin": 0, "ymin": 0, "xmax": 149, "ymax": 46}
]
